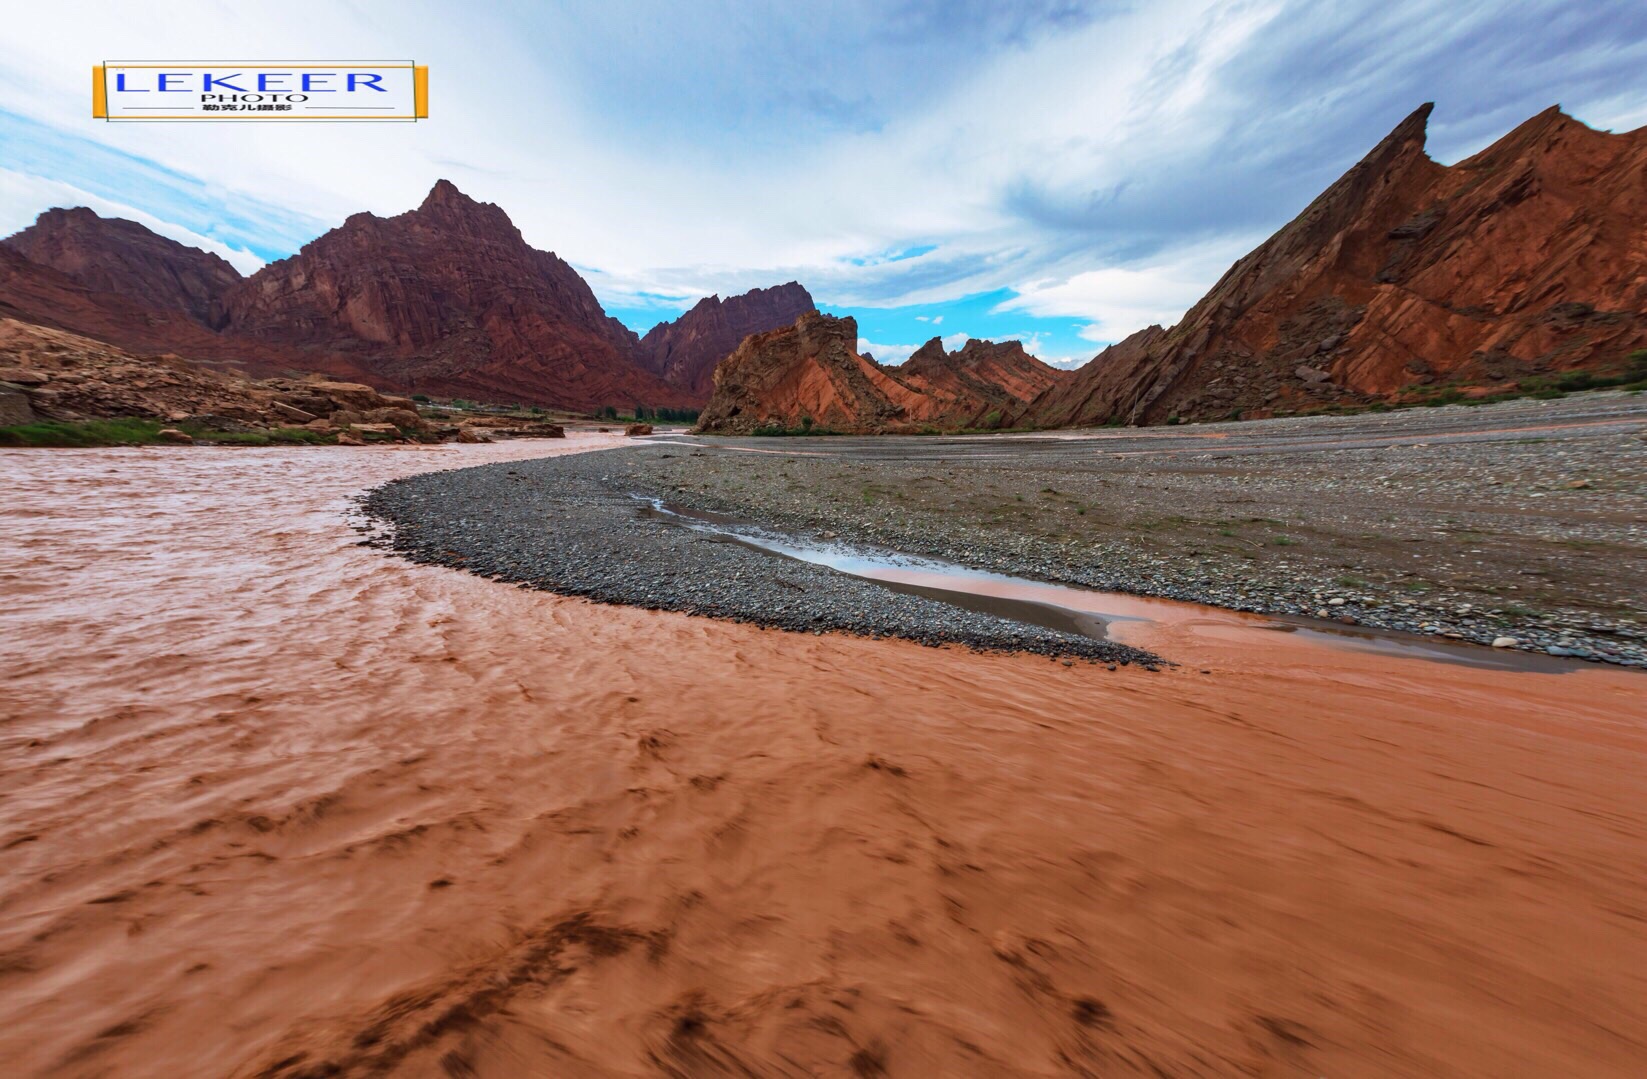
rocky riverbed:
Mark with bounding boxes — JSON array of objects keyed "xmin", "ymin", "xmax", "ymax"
[
  {"xmin": 365, "ymin": 454, "xmax": 1162, "ymax": 667},
  {"xmin": 371, "ymin": 393, "xmax": 1647, "ymax": 667}
]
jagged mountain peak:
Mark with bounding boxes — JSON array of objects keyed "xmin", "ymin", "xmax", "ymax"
[
  {"xmin": 1013, "ymin": 103, "xmax": 1647, "ymax": 429},
  {"xmin": 637, "ymin": 282, "xmax": 817, "ymax": 398}
]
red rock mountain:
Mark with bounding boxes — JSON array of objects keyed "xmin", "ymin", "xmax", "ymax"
[
  {"xmin": 637, "ymin": 282, "xmax": 815, "ymax": 398},
  {"xmin": 1016, "ymin": 104, "xmax": 1647, "ymax": 428},
  {"xmin": 214, "ymin": 180, "xmax": 691, "ymax": 411},
  {"xmin": 4, "ymin": 207, "xmax": 242, "ymax": 324},
  {"xmin": 696, "ymin": 312, "xmax": 1062, "ymax": 433},
  {"xmin": 1, "ymin": 183, "xmax": 702, "ymax": 412},
  {"xmin": 898, "ymin": 336, "xmax": 1064, "ymax": 423},
  {"xmin": 0, "ymin": 244, "xmax": 370, "ymax": 380}
]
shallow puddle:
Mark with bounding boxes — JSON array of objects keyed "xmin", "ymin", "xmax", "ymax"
[{"xmin": 637, "ymin": 496, "xmax": 1580, "ymax": 673}]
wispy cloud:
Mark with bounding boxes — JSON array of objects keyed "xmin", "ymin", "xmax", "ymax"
[
  {"xmin": 0, "ymin": 109, "xmax": 325, "ymax": 263},
  {"xmin": 858, "ymin": 338, "xmax": 919, "ymax": 365},
  {"xmin": 0, "ymin": 168, "xmax": 267, "ymax": 274},
  {"xmin": 1, "ymin": 0, "xmax": 1643, "ymax": 364},
  {"xmin": 996, "ymin": 235, "xmax": 1261, "ymax": 342}
]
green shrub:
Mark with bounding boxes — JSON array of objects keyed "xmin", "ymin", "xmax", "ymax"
[
  {"xmin": 0, "ymin": 417, "xmax": 164, "ymax": 446},
  {"xmin": 0, "ymin": 417, "xmax": 343, "ymax": 448},
  {"xmin": 751, "ymin": 420, "xmax": 839, "ymax": 436}
]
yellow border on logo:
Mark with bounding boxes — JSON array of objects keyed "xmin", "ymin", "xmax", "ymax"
[{"xmin": 92, "ymin": 64, "xmax": 425, "ymax": 120}]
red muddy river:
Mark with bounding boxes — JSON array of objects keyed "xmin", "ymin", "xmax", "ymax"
[{"xmin": 2, "ymin": 435, "xmax": 1644, "ymax": 1077}]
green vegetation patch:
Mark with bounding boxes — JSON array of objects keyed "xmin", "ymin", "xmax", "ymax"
[
  {"xmin": 0, "ymin": 417, "xmax": 345, "ymax": 448},
  {"xmin": 0, "ymin": 417, "xmax": 168, "ymax": 447},
  {"xmin": 750, "ymin": 422, "xmax": 842, "ymax": 436}
]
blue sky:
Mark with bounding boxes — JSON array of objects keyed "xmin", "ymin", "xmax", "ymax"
[{"xmin": 3, "ymin": 1, "xmax": 1645, "ymax": 367}]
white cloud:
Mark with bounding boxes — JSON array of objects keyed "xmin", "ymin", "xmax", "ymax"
[
  {"xmin": 858, "ymin": 337, "xmax": 919, "ymax": 364},
  {"xmin": 997, "ymin": 235, "xmax": 1259, "ymax": 343},
  {"xmin": 0, "ymin": 169, "xmax": 266, "ymax": 274},
  {"xmin": 0, "ymin": 0, "xmax": 1274, "ymax": 301},
  {"xmin": 0, "ymin": 0, "xmax": 1641, "ymax": 336},
  {"xmin": 1009, "ymin": 330, "xmax": 1085, "ymax": 369}
]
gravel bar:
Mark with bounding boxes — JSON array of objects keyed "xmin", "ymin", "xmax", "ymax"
[
  {"xmin": 620, "ymin": 394, "xmax": 1647, "ymax": 667},
  {"xmin": 365, "ymin": 393, "xmax": 1647, "ymax": 669},
  {"xmin": 362, "ymin": 449, "xmax": 1164, "ymax": 667}
]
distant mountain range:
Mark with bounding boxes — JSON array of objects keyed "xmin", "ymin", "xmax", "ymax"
[
  {"xmin": 694, "ymin": 312, "xmax": 1065, "ymax": 433},
  {"xmin": 5, "ymin": 102, "xmax": 1642, "ymax": 428},
  {"xmin": 636, "ymin": 282, "xmax": 815, "ymax": 399},
  {"xmin": 1, "ymin": 182, "xmax": 813, "ymax": 413}
]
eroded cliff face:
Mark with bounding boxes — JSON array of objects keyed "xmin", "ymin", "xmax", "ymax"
[
  {"xmin": 1016, "ymin": 104, "xmax": 1647, "ymax": 428},
  {"xmin": 4, "ymin": 207, "xmax": 242, "ymax": 324},
  {"xmin": 695, "ymin": 313, "xmax": 910, "ymax": 432},
  {"xmin": 696, "ymin": 313, "xmax": 1064, "ymax": 433},
  {"xmin": 638, "ymin": 283, "xmax": 815, "ymax": 400},
  {"xmin": 0, "ymin": 245, "xmax": 372, "ymax": 382},
  {"xmin": 898, "ymin": 337, "xmax": 1065, "ymax": 425},
  {"xmin": 214, "ymin": 180, "xmax": 690, "ymax": 412},
  {"xmin": 1, "ymin": 184, "xmax": 697, "ymax": 412}
]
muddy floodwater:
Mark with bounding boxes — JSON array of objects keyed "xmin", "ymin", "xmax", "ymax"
[{"xmin": 2, "ymin": 435, "xmax": 1645, "ymax": 1077}]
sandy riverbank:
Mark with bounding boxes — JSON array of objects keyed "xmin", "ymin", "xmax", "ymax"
[{"xmin": 2, "ymin": 433, "xmax": 1645, "ymax": 1076}]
